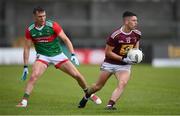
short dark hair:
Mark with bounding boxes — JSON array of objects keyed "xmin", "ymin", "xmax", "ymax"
[
  {"xmin": 123, "ymin": 11, "xmax": 137, "ymax": 18},
  {"xmin": 33, "ymin": 6, "xmax": 45, "ymax": 14}
]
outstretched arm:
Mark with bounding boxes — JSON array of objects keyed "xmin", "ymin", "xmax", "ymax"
[
  {"xmin": 58, "ymin": 30, "xmax": 79, "ymax": 65},
  {"xmin": 58, "ymin": 30, "xmax": 74, "ymax": 54},
  {"xmin": 54, "ymin": 22, "xmax": 79, "ymax": 65},
  {"xmin": 23, "ymin": 39, "xmax": 32, "ymax": 66},
  {"xmin": 21, "ymin": 39, "xmax": 32, "ymax": 81}
]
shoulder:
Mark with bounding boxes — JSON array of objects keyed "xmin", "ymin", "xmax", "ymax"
[
  {"xmin": 133, "ymin": 29, "xmax": 141, "ymax": 36},
  {"xmin": 47, "ymin": 20, "xmax": 62, "ymax": 34},
  {"xmin": 46, "ymin": 20, "xmax": 60, "ymax": 27},
  {"xmin": 46, "ymin": 20, "xmax": 61, "ymax": 28},
  {"xmin": 45, "ymin": 20, "xmax": 54, "ymax": 27},
  {"xmin": 27, "ymin": 23, "xmax": 35, "ymax": 31},
  {"xmin": 110, "ymin": 27, "xmax": 122, "ymax": 39}
]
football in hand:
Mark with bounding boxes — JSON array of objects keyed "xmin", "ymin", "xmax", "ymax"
[{"xmin": 127, "ymin": 48, "xmax": 143, "ymax": 63}]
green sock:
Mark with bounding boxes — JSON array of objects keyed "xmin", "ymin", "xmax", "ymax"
[
  {"xmin": 83, "ymin": 88, "xmax": 88, "ymax": 93},
  {"xmin": 23, "ymin": 93, "xmax": 29, "ymax": 99},
  {"xmin": 85, "ymin": 87, "xmax": 94, "ymax": 98},
  {"xmin": 87, "ymin": 87, "xmax": 94, "ymax": 94}
]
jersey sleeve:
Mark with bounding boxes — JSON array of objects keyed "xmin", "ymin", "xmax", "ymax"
[
  {"xmin": 136, "ymin": 33, "xmax": 141, "ymax": 41},
  {"xmin": 25, "ymin": 28, "xmax": 32, "ymax": 40},
  {"xmin": 138, "ymin": 34, "xmax": 141, "ymax": 41},
  {"xmin": 53, "ymin": 22, "xmax": 62, "ymax": 35},
  {"xmin": 134, "ymin": 29, "xmax": 141, "ymax": 41},
  {"xmin": 106, "ymin": 36, "xmax": 116, "ymax": 46}
]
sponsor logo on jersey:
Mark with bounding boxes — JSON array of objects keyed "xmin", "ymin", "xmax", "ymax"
[
  {"xmin": 118, "ymin": 40, "xmax": 124, "ymax": 43},
  {"xmin": 33, "ymin": 35, "xmax": 55, "ymax": 43}
]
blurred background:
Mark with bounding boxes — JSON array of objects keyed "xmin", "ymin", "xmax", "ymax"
[{"xmin": 0, "ymin": 0, "xmax": 180, "ymax": 66}]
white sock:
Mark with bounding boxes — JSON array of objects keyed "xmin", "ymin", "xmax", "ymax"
[{"xmin": 21, "ymin": 99, "xmax": 27, "ymax": 106}]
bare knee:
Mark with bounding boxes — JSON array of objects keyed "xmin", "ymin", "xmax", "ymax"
[
  {"xmin": 119, "ymin": 80, "xmax": 128, "ymax": 89},
  {"xmin": 29, "ymin": 72, "xmax": 39, "ymax": 84}
]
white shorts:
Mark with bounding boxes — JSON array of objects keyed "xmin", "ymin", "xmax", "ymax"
[
  {"xmin": 36, "ymin": 53, "xmax": 69, "ymax": 68},
  {"xmin": 100, "ymin": 62, "xmax": 131, "ymax": 73}
]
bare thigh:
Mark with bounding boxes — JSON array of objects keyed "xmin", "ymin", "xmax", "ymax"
[
  {"xmin": 115, "ymin": 70, "xmax": 131, "ymax": 84},
  {"xmin": 94, "ymin": 71, "xmax": 112, "ymax": 89},
  {"xmin": 31, "ymin": 61, "xmax": 48, "ymax": 79},
  {"xmin": 58, "ymin": 60, "xmax": 81, "ymax": 77}
]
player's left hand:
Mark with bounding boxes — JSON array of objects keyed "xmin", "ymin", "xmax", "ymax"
[
  {"xmin": 122, "ymin": 57, "xmax": 136, "ymax": 65},
  {"xmin": 70, "ymin": 53, "xmax": 80, "ymax": 66},
  {"xmin": 21, "ymin": 65, "xmax": 29, "ymax": 81}
]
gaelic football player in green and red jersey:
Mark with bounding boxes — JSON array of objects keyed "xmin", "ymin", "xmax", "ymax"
[{"xmin": 16, "ymin": 6, "xmax": 100, "ymax": 107}]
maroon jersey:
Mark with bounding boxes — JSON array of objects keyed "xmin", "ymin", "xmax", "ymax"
[{"xmin": 104, "ymin": 27, "xmax": 141, "ymax": 65}]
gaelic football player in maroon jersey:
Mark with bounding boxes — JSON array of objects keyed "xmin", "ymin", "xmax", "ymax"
[
  {"xmin": 16, "ymin": 6, "xmax": 100, "ymax": 107},
  {"xmin": 78, "ymin": 11, "xmax": 141, "ymax": 110}
]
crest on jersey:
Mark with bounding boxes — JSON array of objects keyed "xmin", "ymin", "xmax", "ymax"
[{"xmin": 125, "ymin": 37, "xmax": 132, "ymax": 43}]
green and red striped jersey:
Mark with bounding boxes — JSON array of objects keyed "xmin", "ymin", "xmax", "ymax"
[{"xmin": 25, "ymin": 20, "xmax": 63, "ymax": 56}]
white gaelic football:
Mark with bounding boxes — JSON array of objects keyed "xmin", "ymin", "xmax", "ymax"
[{"xmin": 127, "ymin": 48, "xmax": 143, "ymax": 63}]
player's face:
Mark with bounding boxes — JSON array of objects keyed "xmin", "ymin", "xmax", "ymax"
[
  {"xmin": 125, "ymin": 16, "xmax": 138, "ymax": 30},
  {"xmin": 34, "ymin": 11, "xmax": 46, "ymax": 26}
]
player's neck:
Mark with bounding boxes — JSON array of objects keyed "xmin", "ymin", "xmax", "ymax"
[{"xmin": 122, "ymin": 26, "xmax": 132, "ymax": 33}]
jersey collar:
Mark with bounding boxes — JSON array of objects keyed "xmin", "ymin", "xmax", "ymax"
[
  {"xmin": 34, "ymin": 22, "xmax": 45, "ymax": 30},
  {"xmin": 120, "ymin": 26, "xmax": 132, "ymax": 35}
]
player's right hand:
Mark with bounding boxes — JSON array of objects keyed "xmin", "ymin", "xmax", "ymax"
[
  {"xmin": 122, "ymin": 57, "xmax": 136, "ymax": 65},
  {"xmin": 21, "ymin": 65, "xmax": 29, "ymax": 81}
]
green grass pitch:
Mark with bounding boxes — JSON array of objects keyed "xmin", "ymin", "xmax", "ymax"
[{"xmin": 0, "ymin": 64, "xmax": 180, "ymax": 115}]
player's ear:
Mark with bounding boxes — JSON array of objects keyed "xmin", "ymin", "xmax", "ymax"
[
  {"xmin": 123, "ymin": 17, "xmax": 129, "ymax": 25},
  {"xmin": 33, "ymin": 14, "xmax": 36, "ymax": 20}
]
